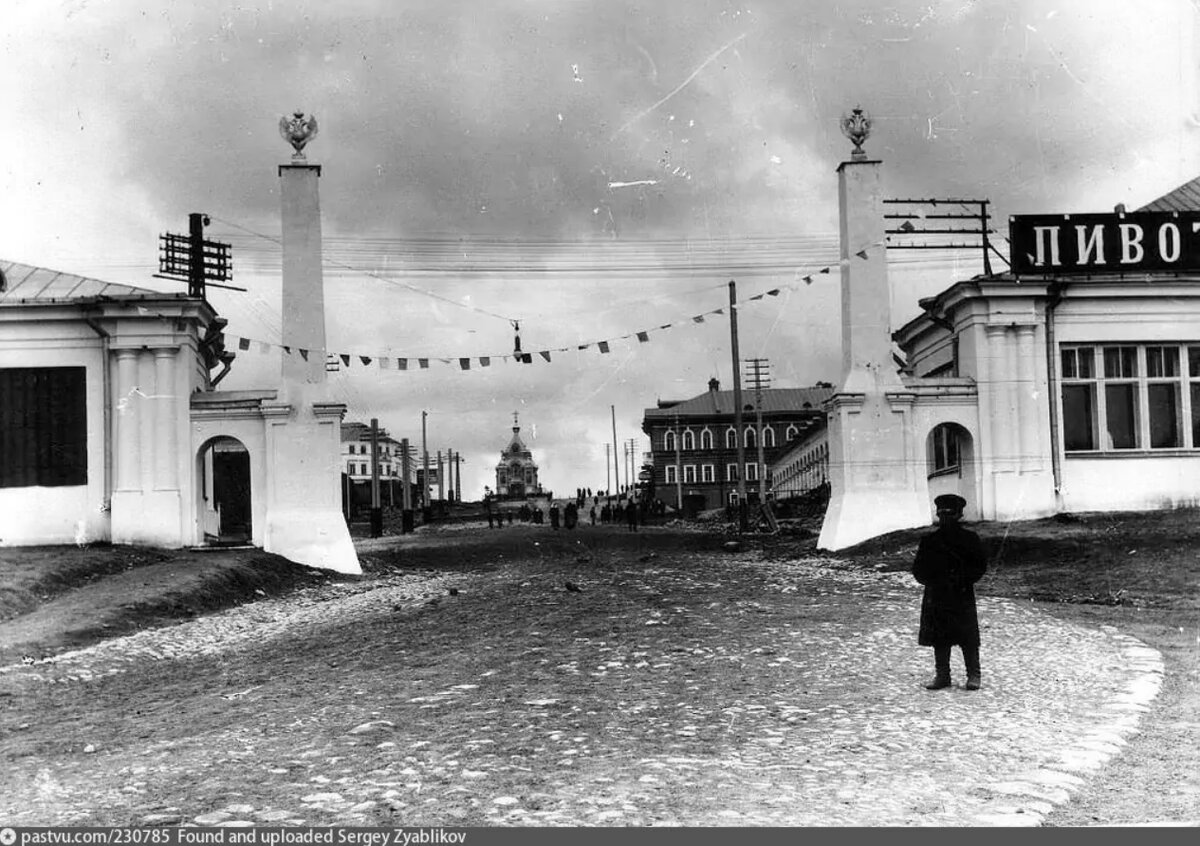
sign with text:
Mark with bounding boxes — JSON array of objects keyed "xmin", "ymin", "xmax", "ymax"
[{"xmin": 1010, "ymin": 211, "xmax": 1200, "ymax": 275}]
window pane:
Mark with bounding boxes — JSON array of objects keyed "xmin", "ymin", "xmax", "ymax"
[
  {"xmin": 1192, "ymin": 384, "xmax": 1200, "ymax": 447},
  {"xmin": 1147, "ymin": 346, "xmax": 1179, "ymax": 378},
  {"xmin": 1077, "ymin": 348, "xmax": 1094, "ymax": 378},
  {"xmin": 1103, "ymin": 346, "xmax": 1137, "ymax": 378},
  {"xmin": 1062, "ymin": 384, "xmax": 1096, "ymax": 451},
  {"xmin": 1190, "ymin": 347, "xmax": 1200, "ymax": 378},
  {"xmin": 1104, "ymin": 383, "xmax": 1139, "ymax": 449},
  {"xmin": 1149, "ymin": 383, "xmax": 1180, "ymax": 448},
  {"xmin": 1061, "ymin": 349, "xmax": 1077, "ymax": 379}
]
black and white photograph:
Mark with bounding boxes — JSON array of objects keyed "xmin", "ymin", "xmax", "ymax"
[{"xmin": 1, "ymin": 0, "xmax": 1198, "ymax": 833}]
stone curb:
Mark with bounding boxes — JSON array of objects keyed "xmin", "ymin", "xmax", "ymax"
[{"xmin": 966, "ymin": 625, "xmax": 1166, "ymax": 826}]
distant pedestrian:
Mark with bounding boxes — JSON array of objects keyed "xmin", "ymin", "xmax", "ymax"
[
  {"xmin": 564, "ymin": 501, "xmax": 578, "ymax": 529},
  {"xmin": 625, "ymin": 498, "xmax": 638, "ymax": 532},
  {"xmin": 549, "ymin": 503, "xmax": 560, "ymax": 530},
  {"xmin": 912, "ymin": 494, "xmax": 987, "ymax": 691},
  {"xmin": 589, "ymin": 505, "xmax": 596, "ymax": 526}
]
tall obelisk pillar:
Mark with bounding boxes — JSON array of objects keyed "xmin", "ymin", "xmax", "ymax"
[
  {"xmin": 818, "ymin": 108, "xmax": 928, "ymax": 551},
  {"xmin": 261, "ymin": 111, "xmax": 360, "ymax": 574}
]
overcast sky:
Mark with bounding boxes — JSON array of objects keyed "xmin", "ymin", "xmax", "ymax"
[{"xmin": 3, "ymin": 0, "xmax": 1198, "ymax": 499}]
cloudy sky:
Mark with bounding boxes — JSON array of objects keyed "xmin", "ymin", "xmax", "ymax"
[{"xmin": 3, "ymin": 0, "xmax": 1198, "ymax": 499}]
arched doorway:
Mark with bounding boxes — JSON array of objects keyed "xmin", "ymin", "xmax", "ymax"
[
  {"xmin": 925, "ymin": 422, "xmax": 980, "ymax": 521},
  {"xmin": 197, "ymin": 436, "xmax": 252, "ymax": 546}
]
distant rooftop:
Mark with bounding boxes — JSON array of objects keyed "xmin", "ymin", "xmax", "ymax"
[
  {"xmin": 644, "ymin": 385, "xmax": 835, "ymax": 419},
  {"xmin": 1137, "ymin": 176, "xmax": 1200, "ymax": 213}
]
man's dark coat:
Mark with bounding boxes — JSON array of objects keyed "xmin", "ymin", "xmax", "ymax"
[{"xmin": 912, "ymin": 523, "xmax": 987, "ymax": 646}]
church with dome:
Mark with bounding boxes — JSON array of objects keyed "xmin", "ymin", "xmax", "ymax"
[{"xmin": 494, "ymin": 413, "xmax": 543, "ymax": 500}]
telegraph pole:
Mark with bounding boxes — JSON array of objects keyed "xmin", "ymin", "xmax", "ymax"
[
  {"xmin": 610, "ymin": 405, "xmax": 620, "ymax": 496},
  {"xmin": 369, "ymin": 419, "xmax": 382, "ymax": 537},
  {"xmin": 400, "ymin": 437, "xmax": 413, "ymax": 533},
  {"xmin": 421, "ymin": 411, "xmax": 431, "ymax": 521},
  {"xmin": 745, "ymin": 358, "xmax": 771, "ymax": 501},
  {"xmin": 605, "ymin": 443, "xmax": 611, "ymax": 495},
  {"xmin": 627, "ymin": 438, "xmax": 638, "ymax": 498},
  {"xmin": 730, "ymin": 281, "xmax": 747, "ymax": 532},
  {"xmin": 674, "ymin": 413, "xmax": 682, "ymax": 511},
  {"xmin": 454, "ymin": 451, "xmax": 462, "ymax": 503}
]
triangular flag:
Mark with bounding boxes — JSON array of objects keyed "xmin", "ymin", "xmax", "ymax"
[
  {"xmin": 480, "ymin": 357, "xmax": 491, "ymax": 367},
  {"xmin": 749, "ymin": 294, "xmax": 764, "ymax": 301},
  {"xmin": 693, "ymin": 315, "xmax": 705, "ymax": 323},
  {"xmin": 803, "ymin": 276, "xmax": 813, "ymax": 285},
  {"xmin": 820, "ymin": 266, "xmax": 830, "ymax": 274},
  {"xmin": 283, "ymin": 346, "xmax": 291, "ymax": 354},
  {"xmin": 360, "ymin": 356, "xmax": 372, "ymax": 366},
  {"xmin": 598, "ymin": 341, "xmax": 610, "ymax": 353},
  {"xmin": 238, "ymin": 337, "xmax": 250, "ymax": 351},
  {"xmin": 459, "ymin": 358, "xmax": 471, "ymax": 370},
  {"xmin": 856, "ymin": 249, "xmax": 870, "ymax": 259},
  {"xmin": 398, "ymin": 359, "xmax": 408, "ymax": 370},
  {"xmin": 714, "ymin": 308, "xmax": 724, "ymax": 315},
  {"xmin": 540, "ymin": 351, "xmax": 551, "ymax": 362},
  {"xmin": 636, "ymin": 331, "xmax": 649, "ymax": 342},
  {"xmin": 578, "ymin": 344, "xmax": 589, "ymax": 350},
  {"xmin": 659, "ymin": 324, "xmax": 672, "ymax": 329},
  {"xmin": 418, "ymin": 358, "xmax": 429, "ymax": 369},
  {"xmin": 767, "ymin": 289, "xmax": 780, "ymax": 296},
  {"xmin": 299, "ymin": 349, "xmax": 309, "ymax": 361},
  {"xmin": 341, "ymin": 354, "xmax": 351, "ymax": 366}
]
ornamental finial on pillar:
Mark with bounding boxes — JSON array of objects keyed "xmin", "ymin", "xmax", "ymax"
[
  {"xmin": 279, "ymin": 111, "xmax": 319, "ymax": 160},
  {"xmin": 840, "ymin": 105, "xmax": 871, "ymax": 161}
]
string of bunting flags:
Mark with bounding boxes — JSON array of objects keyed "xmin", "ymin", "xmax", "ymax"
[{"xmin": 199, "ymin": 237, "xmax": 887, "ymax": 372}]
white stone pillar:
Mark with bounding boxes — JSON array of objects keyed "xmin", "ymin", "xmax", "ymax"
[
  {"xmin": 1016, "ymin": 325, "xmax": 1038, "ymax": 472},
  {"xmin": 1004, "ymin": 325, "xmax": 1020, "ymax": 471},
  {"xmin": 985, "ymin": 325, "xmax": 1012, "ymax": 468},
  {"xmin": 153, "ymin": 347, "xmax": 178, "ymax": 489},
  {"xmin": 279, "ymin": 162, "xmax": 328, "ymax": 398},
  {"xmin": 114, "ymin": 348, "xmax": 140, "ymax": 491},
  {"xmin": 138, "ymin": 350, "xmax": 155, "ymax": 493}
]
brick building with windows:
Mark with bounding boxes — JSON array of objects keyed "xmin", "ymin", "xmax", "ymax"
[{"xmin": 641, "ymin": 378, "xmax": 833, "ymax": 512}]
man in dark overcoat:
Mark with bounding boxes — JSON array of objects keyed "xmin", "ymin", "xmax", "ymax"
[{"xmin": 912, "ymin": 493, "xmax": 987, "ymax": 691}]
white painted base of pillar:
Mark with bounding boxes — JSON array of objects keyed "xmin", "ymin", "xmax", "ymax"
[
  {"xmin": 111, "ymin": 490, "xmax": 182, "ymax": 547},
  {"xmin": 988, "ymin": 471, "xmax": 1057, "ymax": 523},
  {"xmin": 264, "ymin": 507, "xmax": 361, "ymax": 574},
  {"xmin": 818, "ymin": 488, "xmax": 930, "ymax": 551}
]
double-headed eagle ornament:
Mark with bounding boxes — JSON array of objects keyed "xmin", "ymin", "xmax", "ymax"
[
  {"xmin": 279, "ymin": 111, "xmax": 319, "ymax": 160},
  {"xmin": 839, "ymin": 105, "xmax": 871, "ymax": 161}
]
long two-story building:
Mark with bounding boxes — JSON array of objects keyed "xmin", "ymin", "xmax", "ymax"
[{"xmin": 641, "ymin": 378, "xmax": 833, "ymax": 513}]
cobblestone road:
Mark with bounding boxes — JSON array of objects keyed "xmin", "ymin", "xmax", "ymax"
[{"xmin": 0, "ymin": 550, "xmax": 1166, "ymax": 827}]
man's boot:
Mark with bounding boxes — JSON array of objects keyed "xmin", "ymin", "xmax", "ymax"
[
  {"xmin": 926, "ymin": 645, "xmax": 951, "ymax": 689},
  {"xmin": 963, "ymin": 644, "xmax": 982, "ymax": 690}
]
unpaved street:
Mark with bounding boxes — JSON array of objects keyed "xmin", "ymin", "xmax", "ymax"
[{"xmin": 0, "ymin": 526, "xmax": 1165, "ymax": 826}]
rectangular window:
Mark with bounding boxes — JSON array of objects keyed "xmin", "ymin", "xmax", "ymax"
[
  {"xmin": 360, "ymin": 463, "xmax": 368, "ymax": 475},
  {"xmin": 1062, "ymin": 343, "xmax": 1200, "ymax": 453},
  {"xmin": 1062, "ymin": 383, "xmax": 1097, "ymax": 451},
  {"xmin": 745, "ymin": 463, "xmax": 759, "ymax": 481},
  {"xmin": 683, "ymin": 465, "xmax": 696, "ymax": 483},
  {"xmin": 701, "ymin": 464, "xmax": 715, "ymax": 483},
  {"xmin": 347, "ymin": 461, "xmax": 355, "ymax": 474},
  {"xmin": 726, "ymin": 463, "xmax": 739, "ymax": 482},
  {"xmin": 0, "ymin": 366, "xmax": 88, "ymax": 488},
  {"xmin": 665, "ymin": 465, "xmax": 677, "ymax": 484},
  {"xmin": 1104, "ymin": 383, "xmax": 1139, "ymax": 449}
]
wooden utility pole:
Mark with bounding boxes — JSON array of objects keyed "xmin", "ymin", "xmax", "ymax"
[
  {"xmin": 454, "ymin": 451, "xmax": 462, "ymax": 503},
  {"xmin": 421, "ymin": 411, "xmax": 431, "ymax": 519},
  {"xmin": 369, "ymin": 418, "xmax": 382, "ymax": 537},
  {"xmin": 400, "ymin": 437, "xmax": 414, "ymax": 533},
  {"xmin": 610, "ymin": 405, "xmax": 620, "ymax": 495},
  {"xmin": 674, "ymin": 413, "xmax": 682, "ymax": 510},
  {"xmin": 730, "ymin": 280, "xmax": 747, "ymax": 533},
  {"xmin": 745, "ymin": 358, "xmax": 771, "ymax": 500},
  {"xmin": 605, "ymin": 443, "xmax": 611, "ymax": 495}
]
